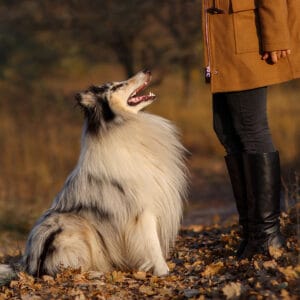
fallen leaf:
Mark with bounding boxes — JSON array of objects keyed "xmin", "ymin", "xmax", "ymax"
[
  {"xmin": 247, "ymin": 277, "xmax": 254, "ymax": 284},
  {"xmin": 150, "ymin": 276, "xmax": 159, "ymax": 284},
  {"xmin": 17, "ymin": 272, "xmax": 35, "ymax": 285},
  {"xmin": 280, "ymin": 289, "xmax": 290, "ymax": 300},
  {"xmin": 167, "ymin": 262, "xmax": 176, "ymax": 271},
  {"xmin": 278, "ymin": 266, "xmax": 299, "ymax": 281},
  {"xmin": 21, "ymin": 295, "xmax": 42, "ymax": 300},
  {"xmin": 73, "ymin": 273, "xmax": 88, "ymax": 285},
  {"xmin": 139, "ymin": 285, "xmax": 156, "ymax": 296},
  {"xmin": 110, "ymin": 271, "xmax": 125, "ymax": 283},
  {"xmin": 42, "ymin": 275, "xmax": 55, "ymax": 285},
  {"xmin": 187, "ymin": 225, "xmax": 204, "ymax": 232},
  {"xmin": 255, "ymin": 281, "xmax": 262, "ymax": 289},
  {"xmin": 86, "ymin": 271, "xmax": 104, "ymax": 281},
  {"xmin": 263, "ymin": 260, "xmax": 277, "ymax": 270},
  {"xmin": 158, "ymin": 287, "xmax": 173, "ymax": 296},
  {"xmin": 9, "ymin": 280, "xmax": 19, "ymax": 288},
  {"xmin": 253, "ymin": 260, "xmax": 261, "ymax": 270},
  {"xmin": 202, "ymin": 262, "xmax": 224, "ymax": 277},
  {"xmin": 74, "ymin": 292, "xmax": 86, "ymax": 300},
  {"xmin": 269, "ymin": 246, "xmax": 284, "ymax": 259},
  {"xmin": 192, "ymin": 260, "xmax": 202, "ymax": 267},
  {"xmin": 133, "ymin": 271, "xmax": 147, "ymax": 280},
  {"xmin": 270, "ymin": 279, "xmax": 279, "ymax": 286},
  {"xmin": 222, "ymin": 282, "xmax": 245, "ymax": 299}
]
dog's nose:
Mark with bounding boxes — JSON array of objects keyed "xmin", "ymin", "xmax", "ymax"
[{"xmin": 142, "ymin": 69, "xmax": 151, "ymax": 75}]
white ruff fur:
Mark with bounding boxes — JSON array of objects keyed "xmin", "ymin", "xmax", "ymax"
[{"xmin": 22, "ymin": 112, "xmax": 188, "ymax": 276}]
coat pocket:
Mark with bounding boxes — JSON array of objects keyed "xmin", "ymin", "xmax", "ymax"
[{"xmin": 231, "ymin": 0, "xmax": 261, "ymax": 54}]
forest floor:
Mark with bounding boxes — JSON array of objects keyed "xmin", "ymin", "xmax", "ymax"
[{"xmin": 0, "ymin": 207, "xmax": 299, "ymax": 300}]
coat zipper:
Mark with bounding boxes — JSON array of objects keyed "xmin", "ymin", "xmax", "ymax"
[
  {"xmin": 204, "ymin": 0, "xmax": 212, "ymax": 83},
  {"xmin": 204, "ymin": 0, "xmax": 225, "ymax": 83}
]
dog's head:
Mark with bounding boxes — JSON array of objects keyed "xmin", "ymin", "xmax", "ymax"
[{"xmin": 75, "ymin": 70, "xmax": 156, "ymax": 134}]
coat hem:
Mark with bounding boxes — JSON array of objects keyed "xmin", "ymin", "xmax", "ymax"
[{"xmin": 210, "ymin": 76, "xmax": 298, "ymax": 94}]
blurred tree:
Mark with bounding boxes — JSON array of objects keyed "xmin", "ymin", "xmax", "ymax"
[
  {"xmin": 150, "ymin": 0, "xmax": 202, "ymax": 101},
  {"xmin": 0, "ymin": 1, "xmax": 63, "ymax": 83},
  {"xmin": 0, "ymin": 0, "xmax": 203, "ymax": 93},
  {"xmin": 0, "ymin": 0, "xmax": 156, "ymax": 78},
  {"xmin": 66, "ymin": 0, "xmax": 154, "ymax": 77}
]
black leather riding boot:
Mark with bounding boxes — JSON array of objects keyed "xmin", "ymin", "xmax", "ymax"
[
  {"xmin": 225, "ymin": 154, "xmax": 248, "ymax": 257},
  {"xmin": 241, "ymin": 151, "xmax": 285, "ymax": 258}
]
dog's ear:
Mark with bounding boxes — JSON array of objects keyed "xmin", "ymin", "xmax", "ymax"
[{"xmin": 75, "ymin": 92, "xmax": 97, "ymax": 109}]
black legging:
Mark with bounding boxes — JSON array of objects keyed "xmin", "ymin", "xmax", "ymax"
[{"xmin": 213, "ymin": 87, "xmax": 276, "ymax": 154}]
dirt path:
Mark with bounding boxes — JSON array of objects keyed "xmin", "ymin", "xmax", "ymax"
[{"xmin": 183, "ymin": 156, "xmax": 237, "ymax": 226}]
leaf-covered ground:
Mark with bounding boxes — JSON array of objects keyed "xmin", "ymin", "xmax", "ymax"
[{"xmin": 0, "ymin": 209, "xmax": 299, "ymax": 300}]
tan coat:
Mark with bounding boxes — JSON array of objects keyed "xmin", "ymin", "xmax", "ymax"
[{"xmin": 202, "ymin": 0, "xmax": 300, "ymax": 93}]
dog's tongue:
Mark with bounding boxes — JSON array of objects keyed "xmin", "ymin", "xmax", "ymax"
[{"xmin": 128, "ymin": 92, "xmax": 156, "ymax": 106}]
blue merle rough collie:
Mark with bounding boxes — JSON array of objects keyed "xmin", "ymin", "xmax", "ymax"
[{"xmin": 0, "ymin": 70, "xmax": 188, "ymax": 279}]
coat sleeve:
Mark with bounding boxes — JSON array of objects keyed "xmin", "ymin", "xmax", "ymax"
[{"xmin": 258, "ymin": 0, "xmax": 291, "ymax": 51}]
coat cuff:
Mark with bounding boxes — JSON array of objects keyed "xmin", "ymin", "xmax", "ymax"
[{"xmin": 258, "ymin": 0, "xmax": 291, "ymax": 51}]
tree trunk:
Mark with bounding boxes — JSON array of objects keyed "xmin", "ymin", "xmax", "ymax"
[{"xmin": 110, "ymin": 34, "xmax": 135, "ymax": 78}]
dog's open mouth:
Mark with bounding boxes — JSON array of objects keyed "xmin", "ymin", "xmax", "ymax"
[{"xmin": 127, "ymin": 74, "xmax": 156, "ymax": 106}]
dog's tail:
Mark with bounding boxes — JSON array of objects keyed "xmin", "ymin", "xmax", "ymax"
[
  {"xmin": 0, "ymin": 264, "xmax": 17, "ymax": 285},
  {"xmin": 23, "ymin": 213, "xmax": 64, "ymax": 277}
]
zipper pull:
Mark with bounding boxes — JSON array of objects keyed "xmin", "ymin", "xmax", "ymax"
[
  {"xmin": 205, "ymin": 66, "xmax": 211, "ymax": 83},
  {"xmin": 207, "ymin": 0, "xmax": 225, "ymax": 14},
  {"xmin": 207, "ymin": 7, "xmax": 225, "ymax": 14}
]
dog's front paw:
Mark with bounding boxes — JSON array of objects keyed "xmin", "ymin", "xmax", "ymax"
[{"xmin": 153, "ymin": 262, "xmax": 169, "ymax": 276}]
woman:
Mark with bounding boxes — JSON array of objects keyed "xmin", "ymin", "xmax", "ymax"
[{"xmin": 201, "ymin": 0, "xmax": 300, "ymax": 258}]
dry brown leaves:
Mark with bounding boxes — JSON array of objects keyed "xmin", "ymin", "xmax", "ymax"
[
  {"xmin": 222, "ymin": 282, "xmax": 245, "ymax": 299},
  {"xmin": 0, "ymin": 216, "xmax": 299, "ymax": 300}
]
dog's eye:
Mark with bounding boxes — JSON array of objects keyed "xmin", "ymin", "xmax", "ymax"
[
  {"xmin": 89, "ymin": 85, "xmax": 109, "ymax": 94},
  {"xmin": 110, "ymin": 83, "xmax": 124, "ymax": 92}
]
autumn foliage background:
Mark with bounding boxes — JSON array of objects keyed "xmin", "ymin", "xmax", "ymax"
[
  {"xmin": 0, "ymin": 2, "xmax": 299, "ymax": 298},
  {"xmin": 0, "ymin": 0, "xmax": 299, "ymax": 245}
]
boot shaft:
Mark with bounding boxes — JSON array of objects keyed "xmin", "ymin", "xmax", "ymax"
[
  {"xmin": 225, "ymin": 154, "xmax": 248, "ymax": 229},
  {"xmin": 243, "ymin": 151, "xmax": 281, "ymax": 236}
]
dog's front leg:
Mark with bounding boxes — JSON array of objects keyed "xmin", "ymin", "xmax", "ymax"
[{"xmin": 126, "ymin": 211, "xmax": 169, "ymax": 276}]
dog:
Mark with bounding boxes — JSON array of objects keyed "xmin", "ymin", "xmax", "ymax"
[{"xmin": 0, "ymin": 70, "xmax": 188, "ymax": 279}]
